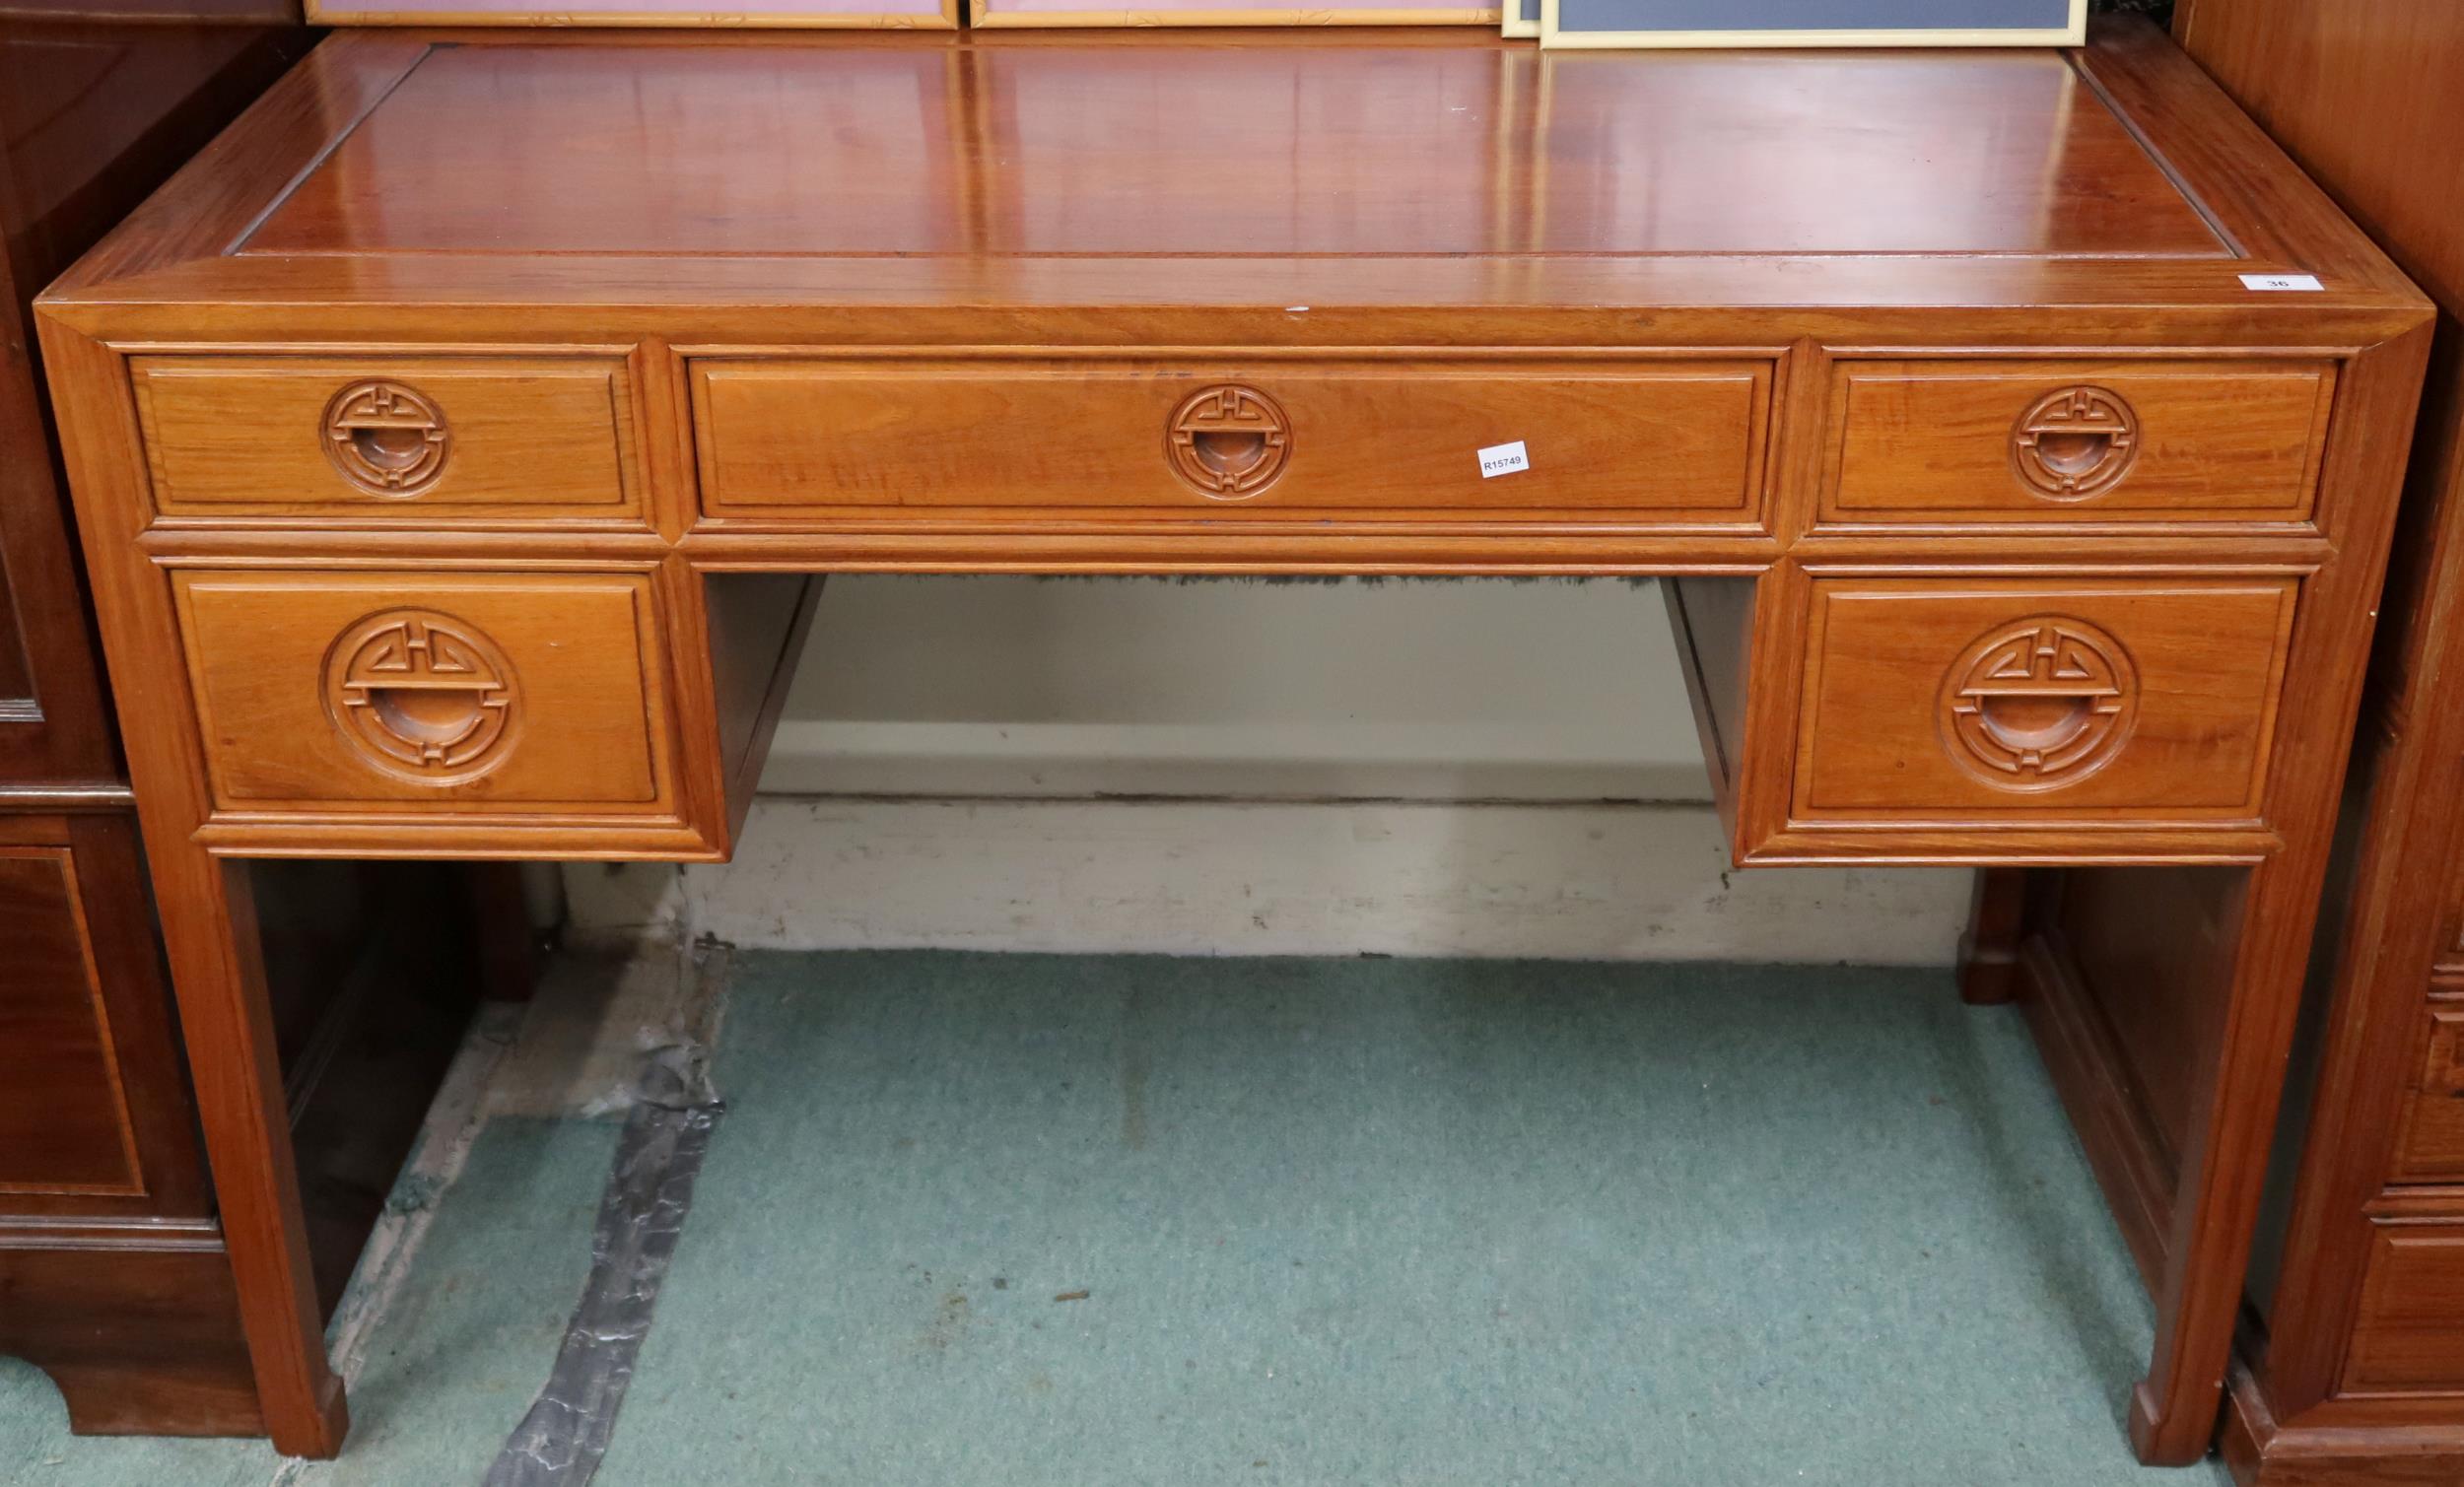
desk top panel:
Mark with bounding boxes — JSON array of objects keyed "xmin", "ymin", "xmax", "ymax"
[
  {"xmin": 241, "ymin": 41, "xmax": 2218, "ymax": 261},
  {"xmin": 39, "ymin": 22, "xmax": 2426, "ymax": 335}
]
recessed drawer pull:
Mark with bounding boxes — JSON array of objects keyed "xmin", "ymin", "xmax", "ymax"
[
  {"xmin": 2010, "ymin": 385, "xmax": 2140, "ymax": 500},
  {"xmin": 322, "ymin": 610, "xmax": 519, "ymax": 782},
  {"xmin": 1165, "ymin": 383, "xmax": 1291, "ymax": 499},
  {"xmin": 1939, "ymin": 617, "xmax": 2138, "ymax": 788},
  {"xmin": 322, "ymin": 380, "xmax": 452, "ymax": 497}
]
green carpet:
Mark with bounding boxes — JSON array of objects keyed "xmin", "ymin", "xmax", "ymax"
[{"xmin": 3, "ymin": 952, "xmax": 2230, "ymax": 1485}]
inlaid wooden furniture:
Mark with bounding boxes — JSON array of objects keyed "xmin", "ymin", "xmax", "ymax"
[
  {"xmin": 33, "ymin": 20, "xmax": 2430, "ymax": 1460},
  {"xmin": 2156, "ymin": 3, "xmax": 2464, "ymax": 1481},
  {"xmin": 2, "ymin": 2, "xmax": 524, "ymax": 1439},
  {"xmin": 0, "ymin": 1, "xmax": 308, "ymax": 1436}
]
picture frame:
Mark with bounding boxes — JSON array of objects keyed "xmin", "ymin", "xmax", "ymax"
[
  {"xmin": 1504, "ymin": 0, "xmax": 1538, "ymax": 38},
  {"xmin": 968, "ymin": 0, "xmax": 1497, "ymax": 28},
  {"xmin": 1540, "ymin": 0, "xmax": 2086, "ymax": 50},
  {"xmin": 306, "ymin": 0, "xmax": 958, "ymax": 28}
]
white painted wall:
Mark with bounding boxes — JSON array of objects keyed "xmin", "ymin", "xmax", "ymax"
[
  {"xmin": 761, "ymin": 575, "xmax": 1709, "ymax": 802},
  {"xmin": 565, "ymin": 578, "xmax": 1974, "ymax": 964}
]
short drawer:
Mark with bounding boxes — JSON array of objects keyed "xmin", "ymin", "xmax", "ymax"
[
  {"xmin": 133, "ymin": 357, "xmax": 642, "ymax": 521},
  {"xmin": 172, "ymin": 572, "xmax": 676, "ymax": 817},
  {"xmin": 2392, "ymin": 1004, "xmax": 2464, "ymax": 1183},
  {"xmin": 691, "ymin": 357, "xmax": 1773, "ymax": 523},
  {"xmin": 1789, "ymin": 577, "xmax": 2296, "ymax": 824},
  {"xmin": 1820, "ymin": 358, "xmax": 2335, "ymax": 523},
  {"xmin": 2346, "ymin": 1219, "xmax": 2464, "ymax": 1395}
]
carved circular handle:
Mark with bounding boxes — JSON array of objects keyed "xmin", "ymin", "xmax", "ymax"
[
  {"xmin": 2010, "ymin": 385, "xmax": 2140, "ymax": 501},
  {"xmin": 322, "ymin": 610, "xmax": 520, "ymax": 784},
  {"xmin": 1938, "ymin": 617, "xmax": 2138, "ymax": 791},
  {"xmin": 322, "ymin": 380, "xmax": 450, "ymax": 497},
  {"xmin": 1166, "ymin": 384, "xmax": 1291, "ymax": 500}
]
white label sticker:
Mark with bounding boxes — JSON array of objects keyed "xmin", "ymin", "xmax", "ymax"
[
  {"xmin": 2240, "ymin": 273, "xmax": 2325, "ymax": 292},
  {"xmin": 1478, "ymin": 440, "xmax": 1531, "ymax": 479}
]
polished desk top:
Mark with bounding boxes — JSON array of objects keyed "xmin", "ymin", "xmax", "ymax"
[{"xmin": 43, "ymin": 19, "xmax": 2419, "ymax": 341}]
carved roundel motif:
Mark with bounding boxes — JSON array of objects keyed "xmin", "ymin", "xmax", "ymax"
[
  {"xmin": 1938, "ymin": 617, "xmax": 2139, "ymax": 791},
  {"xmin": 322, "ymin": 380, "xmax": 451, "ymax": 498},
  {"xmin": 322, "ymin": 610, "xmax": 520, "ymax": 784},
  {"xmin": 1166, "ymin": 384, "xmax": 1291, "ymax": 500},
  {"xmin": 2010, "ymin": 385, "xmax": 2140, "ymax": 501}
]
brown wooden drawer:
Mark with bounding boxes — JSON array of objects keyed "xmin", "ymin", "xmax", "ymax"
[
  {"xmin": 1787, "ymin": 576, "xmax": 2297, "ymax": 825},
  {"xmin": 690, "ymin": 357, "xmax": 1774, "ymax": 524},
  {"xmin": 1820, "ymin": 358, "xmax": 2335, "ymax": 524},
  {"xmin": 2391, "ymin": 1003, "xmax": 2464, "ymax": 1183},
  {"xmin": 2346, "ymin": 1219, "xmax": 2464, "ymax": 1395},
  {"xmin": 132, "ymin": 357, "xmax": 642, "ymax": 522},
  {"xmin": 171, "ymin": 571, "xmax": 677, "ymax": 818}
]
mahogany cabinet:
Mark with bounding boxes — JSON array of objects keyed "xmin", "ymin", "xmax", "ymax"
[
  {"xmin": 3, "ymin": 2, "xmax": 511, "ymax": 1438},
  {"xmin": 2156, "ymin": 3, "xmax": 2464, "ymax": 1482}
]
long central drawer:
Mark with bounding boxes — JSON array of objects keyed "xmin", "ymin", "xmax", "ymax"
[{"xmin": 688, "ymin": 357, "xmax": 1775, "ymax": 525}]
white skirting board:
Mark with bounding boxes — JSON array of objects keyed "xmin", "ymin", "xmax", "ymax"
[{"xmin": 564, "ymin": 798, "xmax": 1973, "ymax": 965}]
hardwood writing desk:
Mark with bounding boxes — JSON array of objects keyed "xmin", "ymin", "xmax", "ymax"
[{"xmin": 33, "ymin": 18, "xmax": 2430, "ymax": 1461}]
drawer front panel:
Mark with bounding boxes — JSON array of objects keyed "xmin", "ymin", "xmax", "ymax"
[
  {"xmin": 692, "ymin": 358, "xmax": 1773, "ymax": 522},
  {"xmin": 2392, "ymin": 1005, "xmax": 2464, "ymax": 1183},
  {"xmin": 0, "ymin": 846, "xmax": 139, "ymax": 1196},
  {"xmin": 1792, "ymin": 577, "xmax": 2296, "ymax": 822},
  {"xmin": 173, "ymin": 572, "xmax": 673, "ymax": 815},
  {"xmin": 2347, "ymin": 1221, "xmax": 2464, "ymax": 1395},
  {"xmin": 1822, "ymin": 359, "xmax": 2334, "ymax": 523},
  {"xmin": 133, "ymin": 357, "xmax": 640, "ymax": 520}
]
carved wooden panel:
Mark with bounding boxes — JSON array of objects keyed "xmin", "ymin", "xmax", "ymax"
[
  {"xmin": 1788, "ymin": 576, "xmax": 2298, "ymax": 822},
  {"xmin": 1821, "ymin": 358, "xmax": 2336, "ymax": 524},
  {"xmin": 171, "ymin": 572, "xmax": 676, "ymax": 817},
  {"xmin": 2390, "ymin": 1004, "xmax": 2464, "ymax": 1184},
  {"xmin": 2344, "ymin": 1221, "xmax": 2464, "ymax": 1395},
  {"xmin": 0, "ymin": 846, "xmax": 142, "ymax": 1195},
  {"xmin": 131, "ymin": 357, "xmax": 643, "ymax": 523}
]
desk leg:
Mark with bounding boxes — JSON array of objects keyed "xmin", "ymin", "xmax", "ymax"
[
  {"xmin": 38, "ymin": 322, "xmax": 349, "ymax": 1457},
  {"xmin": 1957, "ymin": 868, "xmax": 2027, "ymax": 1006},
  {"xmin": 142, "ymin": 838, "xmax": 350, "ymax": 1458},
  {"xmin": 2123, "ymin": 855, "xmax": 2316, "ymax": 1465}
]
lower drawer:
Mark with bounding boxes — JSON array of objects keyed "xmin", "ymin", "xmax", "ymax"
[
  {"xmin": 172, "ymin": 571, "xmax": 679, "ymax": 819},
  {"xmin": 2347, "ymin": 1218, "xmax": 2464, "ymax": 1395},
  {"xmin": 1787, "ymin": 575, "xmax": 2296, "ymax": 827}
]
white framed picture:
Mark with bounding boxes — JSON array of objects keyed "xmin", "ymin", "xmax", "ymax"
[
  {"xmin": 1542, "ymin": 0, "xmax": 2086, "ymax": 50},
  {"xmin": 971, "ymin": 0, "xmax": 1495, "ymax": 26},
  {"xmin": 308, "ymin": 0, "xmax": 958, "ymax": 28}
]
